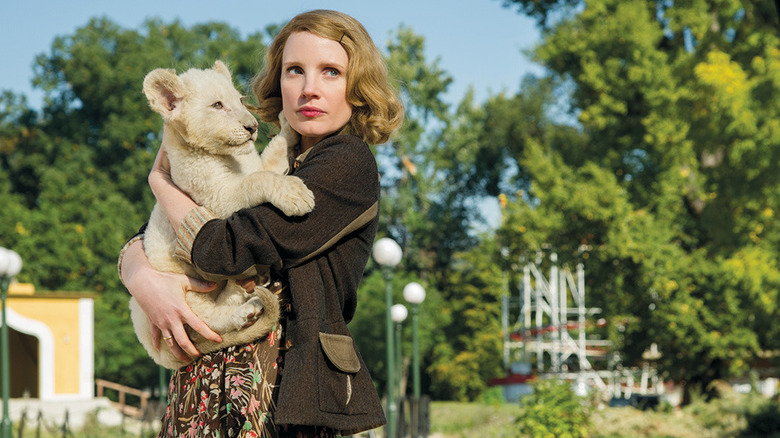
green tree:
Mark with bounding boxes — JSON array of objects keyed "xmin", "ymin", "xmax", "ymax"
[
  {"xmin": 495, "ymin": 0, "xmax": 780, "ymax": 390},
  {"xmin": 427, "ymin": 237, "xmax": 506, "ymax": 401},
  {"xmin": 515, "ymin": 378, "xmax": 592, "ymax": 438},
  {"xmin": 351, "ymin": 268, "xmax": 450, "ymax": 400},
  {"xmin": 374, "ymin": 27, "xmax": 516, "ymax": 400},
  {"xmin": 380, "ymin": 26, "xmax": 473, "ymax": 281}
]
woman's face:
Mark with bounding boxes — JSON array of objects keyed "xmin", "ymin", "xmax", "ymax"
[{"xmin": 281, "ymin": 31, "xmax": 353, "ymax": 151}]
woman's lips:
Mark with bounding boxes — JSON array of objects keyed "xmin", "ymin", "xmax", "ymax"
[{"xmin": 298, "ymin": 106, "xmax": 324, "ymax": 117}]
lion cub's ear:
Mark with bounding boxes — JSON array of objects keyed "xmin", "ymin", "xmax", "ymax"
[
  {"xmin": 212, "ymin": 60, "xmax": 233, "ymax": 82},
  {"xmin": 143, "ymin": 68, "xmax": 187, "ymax": 119}
]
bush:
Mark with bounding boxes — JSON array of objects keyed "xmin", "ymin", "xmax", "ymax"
[
  {"xmin": 741, "ymin": 399, "xmax": 780, "ymax": 437},
  {"xmin": 515, "ymin": 379, "xmax": 591, "ymax": 438},
  {"xmin": 477, "ymin": 386, "xmax": 506, "ymax": 406}
]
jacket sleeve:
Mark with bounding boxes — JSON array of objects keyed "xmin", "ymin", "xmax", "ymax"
[{"xmin": 173, "ymin": 135, "xmax": 379, "ymax": 278}]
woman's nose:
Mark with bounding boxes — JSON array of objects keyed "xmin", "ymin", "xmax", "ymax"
[{"xmin": 301, "ymin": 76, "xmax": 320, "ymax": 98}]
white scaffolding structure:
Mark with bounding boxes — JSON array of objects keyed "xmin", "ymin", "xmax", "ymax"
[{"xmin": 501, "ymin": 251, "xmax": 662, "ymax": 398}]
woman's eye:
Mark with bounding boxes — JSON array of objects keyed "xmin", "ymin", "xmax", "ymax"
[
  {"xmin": 287, "ymin": 66, "xmax": 303, "ymax": 75},
  {"xmin": 325, "ymin": 68, "xmax": 340, "ymax": 77},
  {"xmin": 212, "ymin": 102, "xmax": 223, "ymax": 109}
]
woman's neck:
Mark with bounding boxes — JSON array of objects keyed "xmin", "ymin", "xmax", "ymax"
[{"xmin": 300, "ymin": 136, "xmax": 321, "ymax": 152}]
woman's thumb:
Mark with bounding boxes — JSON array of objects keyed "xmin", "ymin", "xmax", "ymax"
[{"xmin": 188, "ymin": 278, "xmax": 218, "ymax": 293}]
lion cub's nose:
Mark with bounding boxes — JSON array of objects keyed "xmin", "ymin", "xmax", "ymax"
[{"xmin": 245, "ymin": 122, "xmax": 258, "ymax": 135}]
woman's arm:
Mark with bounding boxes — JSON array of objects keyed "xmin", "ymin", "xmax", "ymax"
[
  {"xmin": 177, "ymin": 135, "xmax": 380, "ymax": 278},
  {"xmin": 120, "ymin": 236, "xmax": 222, "ymax": 360},
  {"xmin": 121, "ymin": 141, "xmax": 224, "ymax": 359}
]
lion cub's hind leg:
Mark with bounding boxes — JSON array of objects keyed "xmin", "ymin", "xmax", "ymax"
[{"xmin": 207, "ymin": 282, "xmax": 265, "ymax": 333}]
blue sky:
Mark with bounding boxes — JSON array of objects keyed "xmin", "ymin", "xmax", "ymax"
[{"xmin": 2, "ymin": 0, "xmax": 542, "ymax": 109}]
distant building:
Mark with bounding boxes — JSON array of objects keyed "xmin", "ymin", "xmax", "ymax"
[{"xmin": 3, "ymin": 283, "xmax": 94, "ymax": 400}]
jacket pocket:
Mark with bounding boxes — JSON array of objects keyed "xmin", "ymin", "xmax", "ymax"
[
  {"xmin": 319, "ymin": 332, "xmax": 361, "ymax": 373},
  {"xmin": 318, "ymin": 332, "xmax": 365, "ymax": 414}
]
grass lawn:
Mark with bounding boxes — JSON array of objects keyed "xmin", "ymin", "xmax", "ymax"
[
  {"xmin": 428, "ymin": 393, "xmax": 774, "ymax": 438},
  {"xmin": 12, "ymin": 391, "xmax": 778, "ymax": 437},
  {"xmin": 429, "ymin": 401, "xmax": 520, "ymax": 437}
]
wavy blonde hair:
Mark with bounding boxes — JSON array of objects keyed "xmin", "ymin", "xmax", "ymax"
[{"xmin": 252, "ymin": 9, "xmax": 404, "ymax": 145}]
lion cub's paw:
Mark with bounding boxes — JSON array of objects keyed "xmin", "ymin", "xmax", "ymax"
[
  {"xmin": 278, "ymin": 112, "xmax": 299, "ymax": 145},
  {"xmin": 275, "ymin": 176, "xmax": 315, "ymax": 216},
  {"xmin": 237, "ymin": 297, "xmax": 265, "ymax": 330}
]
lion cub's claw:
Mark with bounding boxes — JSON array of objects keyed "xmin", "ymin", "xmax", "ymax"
[{"xmin": 242, "ymin": 310, "xmax": 263, "ymax": 328}]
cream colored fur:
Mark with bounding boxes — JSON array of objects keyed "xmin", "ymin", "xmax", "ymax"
[{"xmin": 129, "ymin": 61, "xmax": 314, "ymax": 369}]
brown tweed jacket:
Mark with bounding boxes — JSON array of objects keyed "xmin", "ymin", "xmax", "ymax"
[{"xmin": 176, "ymin": 134, "xmax": 386, "ymax": 433}]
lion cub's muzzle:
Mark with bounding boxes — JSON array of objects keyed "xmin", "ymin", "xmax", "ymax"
[
  {"xmin": 245, "ymin": 120, "xmax": 258, "ymax": 137},
  {"xmin": 243, "ymin": 120, "xmax": 259, "ymax": 143}
]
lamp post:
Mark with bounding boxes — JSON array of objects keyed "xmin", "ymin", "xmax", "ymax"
[
  {"xmin": 159, "ymin": 366, "xmax": 167, "ymax": 404},
  {"xmin": 390, "ymin": 303, "xmax": 407, "ymax": 414},
  {"xmin": 372, "ymin": 238, "xmax": 402, "ymax": 438},
  {"xmin": 0, "ymin": 247, "xmax": 22, "ymax": 438},
  {"xmin": 403, "ymin": 282, "xmax": 425, "ymax": 438}
]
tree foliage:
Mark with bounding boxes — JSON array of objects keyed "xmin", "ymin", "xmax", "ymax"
[
  {"xmin": 515, "ymin": 379, "xmax": 592, "ymax": 438},
  {"xmin": 373, "ymin": 27, "xmax": 509, "ymax": 400},
  {"xmin": 495, "ymin": 0, "xmax": 780, "ymax": 389}
]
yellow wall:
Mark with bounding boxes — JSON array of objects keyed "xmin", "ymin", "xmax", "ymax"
[{"xmin": 8, "ymin": 294, "xmax": 87, "ymax": 396}]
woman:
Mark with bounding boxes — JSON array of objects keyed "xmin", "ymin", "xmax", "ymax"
[{"xmin": 119, "ymin": 9, "xmax": 403, "ymax": 437}]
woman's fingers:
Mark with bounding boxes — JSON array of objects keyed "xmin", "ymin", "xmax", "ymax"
[
  {"xmin": 151, "ymin": 319, "xmax": 163, "ymax": 350},
  {"xmin": 164, "ymin": 331, "xmax": 192, "ymax": 362},
  {"xmin": 236, "ymin": 277, "xmax": 256, "ymax": 293},
  {"xmin": 127, "ymin": 250, "xmax": 224, "ymax": 361},
  {"xmin": 157, "ymin": 316, "xmax": 203, "ymax": 361},
  {"xmin": 152, "ymin": 141, "xmax": 171, "ymax": 174}
]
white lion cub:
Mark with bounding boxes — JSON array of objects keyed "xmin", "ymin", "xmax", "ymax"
[{"xmin": 129, "ymin": 61, "xmax": 314, "ymax": 369}]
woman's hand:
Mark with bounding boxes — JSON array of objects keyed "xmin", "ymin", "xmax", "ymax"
[
  {"xmin": 148, "ymin": 137, "xmax": 199, "ymax": 231},
  {"xmin": 121, "ymin": 239, "xmax": 222, "ymax": 361},
  {"xmin": 148, "ymin": 137, "xmax": 173, "ymax": 191},
  {"xmin": 237, "ymin": 277, "xmax": 257, "ymax": 293}
]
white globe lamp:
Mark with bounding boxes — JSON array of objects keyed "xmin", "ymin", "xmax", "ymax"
[
  {"xmin": 372, "ymin": 237, "xmax": 402, "ymax": 267},
  {"xmin": 0, "ymin": 249, "xmax": 10, "ymax": 276},
  {"xmin": 391, "ymin": 304, "xmax": 408, "ymax": 323},
  {"xmin": 403, "ymin": 282, "xmax": 426, "ymax": 304},
  {"xmin": 5, "ymin": 251, "xmax": 21, "ymax": 278}
]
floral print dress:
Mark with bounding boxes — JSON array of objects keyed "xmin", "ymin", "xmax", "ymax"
[
  {"xmin": 157, "ymin": 323, "xmax": 338, "ymax": 438},
  {"xmin": 158, "ymin": 323, "xmax": 283, "ymax": 438}
]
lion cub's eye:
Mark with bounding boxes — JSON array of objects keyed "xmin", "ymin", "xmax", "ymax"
[{"xmin": 211, "ymin": 101, "xmax": 224, "ymax": 109}]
